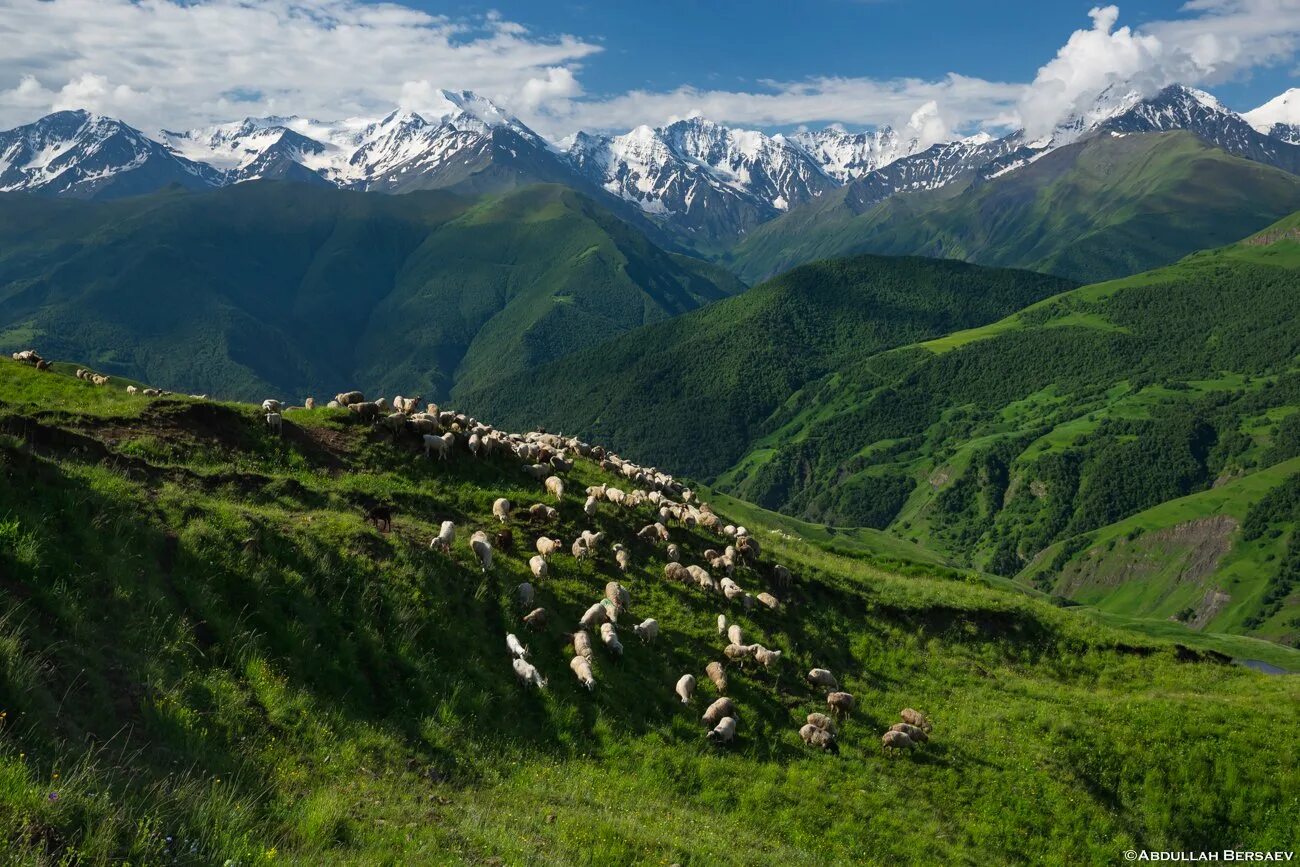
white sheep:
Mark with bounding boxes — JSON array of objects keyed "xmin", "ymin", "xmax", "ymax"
[
  {"xmin": 492, "ymin": 498, "xmax": 511, "ymax": 523},
  {"xmin": 544, "ymin": 476, "xmax": 564, "ymax": 500},
  {"xmin": 599, "ymin": 622, "xmax": 623, "ymax": 657},
  {"xmin": 881, "ymin": 730, "xmax": 913, "ymax": 753},
  {"xmin": 529, "ymin": 555, "xmax": 548, "ymax": 581},
  {"xmin": 806, "ymin": 669, "xmax": 838, "ymax": 689},
  {"xmin": 506, "ymin": 633, "xmax": 529, "ymax": 659},
  {"xmin": 468, "ymin": 432, "xmax": 482, "ymax": 458},
  {"xmin": 265, "ymin": 412, "xmax": 283, "ymax": 436},
  {"xmin": 470, "ymin": 530, "xmax": 493, "ymax": 573},
  {"xmin": 513, "ymin": 658, "xmax": 546, "ymax": 689},
  {"xmin": 753, "ymin": 646, "xmax": 782, "ymax": 669},
  {"xmin": 604, "ymin": 582, "xmax": 630, "ymax": 613},
  {"xmin": 727, "ymin": 624, "xmax": 744, "ymax": 646},
  {"xmin": 535, "ymin": 536, "xmax": 561, "ymax": 560},
  {"xmin": 666, "ymin": 543, "xmax": 681, "ymax": 562},
  {"xmin": 571, "ymin": 538, "xmax": 590, "ymax": 560},
  {"xmin": 583, "ymin": 495, "xmax": 598, "ymax": 517},
  {"xmin": 430, "ymin": 520, "xmax": 455, "ymax": 554},
  {"xmin": 423, "ymin": 433, "xmax": 449, "ymax": 460},
  {"xmin": 675, "ymin": 674, "xmax": 696, "ymax": 704},
  {"xmin": 580, "ymin": 530, "xmax": 604, "ymax": 550},
  {"xmin": 721, "ymin": 578, "xmax": 745, "ymax": 601},
  {"xmin": 705, "ymin": 662, "xmax": 727, "ymax": 694},
  {"xmin": 262, "ymin": 399, "xmax": 282, "ymax": 413},
  {"xmin": 579, "ymin": 602, "xmax": 609, "ymax": 630},
  {"xmin": 707, "ymin": 716, "xmax": 737, "ymax": 744},
  {"xmin": 724, "ymin": 643, "xmax": 755, "ymax": 665},
  {"xmin": 126, "ymin": 385, "xmax": 139, "ymax": 395},
  {"xmin": 614, "ymin": 545, "xmax": 631, "ymax": 572},
  {"xmin": 570, "ymin": 655, "xmax": 596, "ymax": 690},
  {"xmin": 756, "ymin": 592, "xmax": 780, "ymax": 611},
  {"xmin": 516, "ymin": 582, "xmax": 535, "ymax": 610},
  {"xmin": 632, "ymin": 619, "xmax": 659, "ymax": 643},
  {"xmin": 572, "ymin": 629, "xmax": 594, "ymax": 661}
]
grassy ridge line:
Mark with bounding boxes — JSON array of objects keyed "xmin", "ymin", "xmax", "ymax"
[{"xmin": 0, "ymin": 361, "xmax": 1297, "ymax": 864}]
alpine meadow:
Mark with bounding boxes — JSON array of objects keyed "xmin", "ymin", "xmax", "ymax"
[{"xmin": 1, "ymin": 2, "xmax": 1298, "ymax": 865}]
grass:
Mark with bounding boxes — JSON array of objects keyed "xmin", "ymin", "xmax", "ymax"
[{"xmin": 0, "ymin": 360, "xmax": 1297, "ymax": 864}]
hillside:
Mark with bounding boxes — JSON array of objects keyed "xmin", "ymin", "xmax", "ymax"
[
  {"xmin": 458, "ymin": 255, "xmax": 1075, "ymax": 479},
  {"xmin": 717, "ymin": 213, "xmax": 1300, "ymax": 643},
  {"xmin": 730, "ymin": 131, "xmax": 1300, "ymax": 284},
  {"xmin": 0, "ymin": 182, "xmax": 738, "ymax": 402},
  {"xmin": 0, "ymin": 359, "xmax": 1297, "ymax": 864}
]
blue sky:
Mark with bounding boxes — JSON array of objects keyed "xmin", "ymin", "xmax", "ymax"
[{"xmin": 0, "ymin": 0, "xmax": 1296, "ymax": 137}]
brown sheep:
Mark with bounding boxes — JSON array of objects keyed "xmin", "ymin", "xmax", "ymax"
[
  {"xmin": 827, "ymin": 692, "xmax": 856, "ymax": 718},
  {"xmin": 901, "ymin": 708, "xmax": 933, "ymax": 732},
  {"xmin": 522, "ymin": 608, "xmax": 548, "ymax": 630},
  {"xmin": 705, "ymin": 661, "xmax": 728, "ymax": 694},
  {"xmin": 890, "ymin": 723, "xmax": 929, "ymax": 743},
  {"xmin": 881, "ymin": 730, "xmax": 914, "ymax": 754},
  {"xmin": 701, "ymin": 697, "xmax": 736, "ymax": 728}
]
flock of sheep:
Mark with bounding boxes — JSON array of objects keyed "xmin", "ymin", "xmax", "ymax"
[{"xmin": 12, "ymin": 349, "xmax": 938, "ymax": 757}]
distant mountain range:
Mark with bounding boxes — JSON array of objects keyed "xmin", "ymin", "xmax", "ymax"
[{"xmin": 3, "ymin": 84, "xmax": 1299, "ymax": 252}]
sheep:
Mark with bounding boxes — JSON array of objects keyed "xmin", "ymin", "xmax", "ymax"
[
  {"xmin": 535, "ymin": 536, "xmax": 562, "ymax": 560},
  {"xmin": 600, "ymin": 598, "xmax": 619, "ymax": 625},
  {"xmin": 741, "ymin": 593, "xmax": 756, "ymax": 611},
  {"xmin": 529, "ymin": 555, "xmax": 548, "ymax": 581},
  {"xmin": 800, "ymin": 725, "xmax": 839, "ymax": 753},
  {"xmin": 467, "ymin": 432, "xmax": 482, "ymax": 458},
  {"xmin": 572, "ymin": 629, "xmax": 594, "ymax": 661},
  {"xmin": 394, "ymin": 395, "xmax": 421, "ymax": 414},
  {"xmin": 523, "ymin": 464, "xmax": 551, "ymax": 482},
  {"xmin": 350, "ymin": 401, "xmax": 381, "ymax": 422},
  {"xmin": 604, "ymin": 487, "xmax": 627, "ymax": 507},
  {"xmin": 265, "ymin": 412, "xmax": 283, "ymax": 435},
  {"xmin": 632, "ymin": 619, "xmax": 659, "ymax": 643},
  {"xmin": 771, "ymin": 564, "xmax": 794, "ymax": 593},
  {"xmin": 381, "ymin": 411, "xmax": 408, "ymax": 438},
  {"xmin": 664, "ymin": 562, "xmax": 688, "ymax": 584},
  {"xmin": 512, "ymin": 658, "xmax": 546, "ymax": 690},
  {"xmin": 549, "ymin": 455, "xmax": 573, "ymax": 473},
  {"xmin": 701, "ymin": 697, "xmax": 737, "ymax": 728},
  {"xmin": 756, "ymin": 592, "xmax": 780, "ymax": 611},
  {"xmin": 604, "ymin": 582, "xmax": 630, "ymax": 613},
  {"xmin": 716, "ymin": 614, "xmax": 727, "ymax": 636},
  {"xmin": 724, "ymin": 643, "xmax": 755, "ymax": 665},
  {"xmin": 430, "ymin": 521, "xmax": 455, "ymax": 554},
  {"xmin": 506, "ymin": 633, "xmax": 529, "ymax": 659},
  {"xmin": 126, "ymin": 385, "xmax": 138, "ymax": 395},
  {"xmin": 423, "ymin": 434, "xmax": 449, "ymax": 460},
  {"xmin": 495, "ymin": 528, "xmax": 514, "ymax": 551},
  {"xmin": 571, "ymin": 538, "xmax": 590, "ymax": 560},
  {"xmin": 675, "ymin": 674, "xmax": 696, "ymax": 704},
  {"xmin": 583, "ymin": 495, "xmax": 598, "ymax": 517},
  {"xmin": 827, "ymin": 692, "xmax": 856, "ymax": 718},
  {"xmin": 721, "ymin": 578, "xmax": 745, "ymax": 601},
  {"xmin": 599, "ymin": 622, "xmax": 623, "ymax": 657},
  {"xmin": 335, "ymin": 391, "xmax": 364, "ymax": 406},
  {"xmin": 516, "ymin": 582, "xmax": 535, "ymax": 610},
  {"xmin": 364, "ymin": 505, "xmax": 394, "ymax": 532},
  {"xmin": 752, "ymin": 646, "xmax": 783, "ymax": 669},
  {"xmin": 569, "ymin": 656, "xmax": 596, "ymax": 690},
  {"xmin": 374, "ymin": 397, "xmax": 389, "ymax": 412},
  {"xmin": 544, "ymin": 476, "xmax": 564, "ymax": 500},
  {"xmin": 91, "ymin": 375, "xmax": 109, "ymax": 386},
  {"xmin": 262, "ymin": 399, "xmax": 283, "ymax": 413},
  {"xmin": 613, "ymin": 544, "xmax": 631, "ymax": 573},
  {"xmin": 637, "ymin": 523, "xmax": 660, "ymax": 542},
  {"xmin": 727, "ymin": 624, "xmax": 744, "ymax": 646},
  {"xmin": 666, "ymin": 543, "xmax": 681, "ymax": 562},
  {"xmin": 143, "ymin": 388, "xmax": 162, "ymax": 397},
  {"xmin": 522, "ymin": 608, "xmax": 548, "ymax": 630},
  {"xmin": 881, "ymin": 730, "xmax": 914, "ymax": 754},
  {"xmin": 806, "ymin": 669, "xmax": 838, "ymax": 690},
  {"xmin": 686, "ymin": 565, "xmax": 715, "ymax": 592},
  {"xmin": 580, "ymin": 530, "xmax": 605, "ymax": 550},
  {"xmin": 489, "ymin": 498, "xmax": 511, "ymax": 524},
  {"xmin": 890, "ymin": 723, "xmax": 929, "ymax": 743},
  {"xmin": 901, "ymin": 708, "xmax": 933, "ymax": 732},
  {"xmin": 470, "ymin": 530, "xmax": 493, "ymax": 573},
  {"xmin": 579, "ymin": 602, "xmax": 609, "ymax": 630},
  {"xmin": 529, "ymin": 504, "xmax": 559, "ymax": 524},
  {"xmin": 707, "ymin": 717, "xmax": 737, "ymax": 744},
  {"xmin": 807, "ymin": 713, "xmax": 837, "ymax": 733},
  {"xmin": 304, "ymin": 397, "xmax": 315, "ymax": 410},
  {"xmin": 705, "ymin": 661, "xmax": 728, "ymax": 694}
]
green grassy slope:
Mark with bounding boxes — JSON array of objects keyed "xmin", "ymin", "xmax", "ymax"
[
  {"xmin": 717, "ymin": 214, "xmax": 1300, "ymax": 643},
  {"xmin": 730, "ymin": 131, "xmax": 1300, "ymax": 284},
  {"xmin": 0, "ymin": 183, "xmax": 739, "ymax": 404},
  {"xmin": 0, "ymin": 360, "xmax": 1296, "ymax": 864},
  {"xmin": 459, "ymin": 255, "xmax": 1075, "ymax": 480}
]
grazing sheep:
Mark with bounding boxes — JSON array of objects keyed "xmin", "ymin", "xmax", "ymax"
[
  {"xmin": 599, "ymin": 622, "xmax": 623, "ymax": 657},
  {"xmin": 675, "ymin": 674, "xmax": 696, "ymax": 704},
  {"xmin": 506, "ymin": 633, "xmax": 529, "ymax": 659},
  {"xmin": 721, "ymin": 578, "xmax": 744, "ymax": 601},
  {"xmin": 637, "ymin": 523, "xmax": 660, "ymax": 542},
  {"xmin": 707, "ymin": 717, "xmax": 737, "ymax": 744},
  {"xmin": 579, "ymin": 602, "xmax": 609, "ymax": 630},
  {"xmin": 798, "ymin": 723, "xmax": 821, "ymax": 745},
  {"xmin": 666, "ymin": 543, "xmax": 681, "ymax": 562},
  {"xmin": 516, "ymin": 582, "xmax": 535, "ymax": 610},
  {"xmin": 881, "ymin": 730, "xmax": 914, "ymax": 754},
  {"xmin": 890, "ymin": 723, "xmax": 929, "ymax": 743},
  {"xmin": 613, "ymin": 544, "xmax": 631, "ymax": 572},
  {"xmin": 599, "ymin": 598, "xmax": 619, "ymax": 624},
  {"xmin": 804, "ymin": 726, "xmax": 839, "ymax": 753},
  {"xmin": 529, "ymin": 555, "xmax": 548, "ymax": 581},
  {"xmin": 523, "ymin": 464, "xmax": 551, "ymax": 482},
  {"xmin": 364, "ymin": 505, "xmax": 393, "ymax": 533},
  {"xmin": 807, "ymin": 713, "xmax": 837, "ymax": 733},
  {"xmin": 900, "ymin": 708, "xmax": 933, "ymax": 732},
  {"xmin": 632, "ymin": 619, "xmax": 659, "ymax": 643},
  {"xmin": 664, "ymin": 562, "xmax": 688, "ymax": 584},
  {"xmin": 492, "ymin": 498, "xmax": 512, "ymax": 523},
  {"xmin": 430, "ymin": 521, "xmax": 455, "ymax": 554},
  {"xmin": 528, "ymin": 504, "xmax": 559, "ymax": 524},
  {"xmin": 350, "ymin": 401, "xmax": 381, "ymax": 422},
  {"xmin": 126, "ymin": 385, "xmax": 139, "ymax": 395},
  {"xmin": 423, "ymin": 433, "xmax": 449, "ymax": 460},
  {"xmin": 604, "ymin": 487, "xmax": 627, "ymax": 507},
  {"xmin": 468, "ymin": 433, "xmax": 484, "ymax": 457},
  {"xmin": 495, "ymin": 528, "xmax": 513, "ymax": 551},
  {"xmin": 262, "ymin": 399, "xmax": 283, "ymax": 413},
  {"xmin": 771, "ymin": 564, "xmax": 794, "ymax": 593},
  {"xmin": 535, "ymin": 536, "xmax": 562, "ymax": 559},
  {"xmin": 756, "ymin": 592, "xmax": 780, "ymax": 611},
  {"xmin": 827, "ymin": 692, "xmax": 856, "ymax": 718},
  {"xmin": 580, "ymin": 530, "xmax": 605, "ymax": 550},
  {"xmin": 571, "ymin": 538, "xmax": 590, "ymax": 560},
  {"xmin": 143, "ymin": 388, "xmax": 161, "ymax": 397},
  {"xmin": 716, "ymin": 614, "xmax": 727, "ymax": 636},
  {"xmin": 522, "ymin": 608, "xmax": 548, "ymax": 630},
  {"xmin": 724, "ymin": 643, "xmax": 755, "ymax": 665},
  {"xmin": 569, "ymin": 656, "xmax": 596, "ymax": 690},
  {"xmin": 806, "ymin": 669, "xmax": 838, "ymax": 690},
  {"xmin": 380, "ymin": 412, "xmax": 408, "ymax": 438},
  {"xmin": 705, "ymin": 662, "xmax": 728, "ymax": 694},
  {"xmin": 572, "ymin": 629, "xmax": 594, "ymax": 661},
  {"xmin": 304, "ymin": 397, "xmax": 315, "ymax": 410},
  {"xmin": 265, "ymin": 412, "xmax": 283, "ymax": 435},
  {"xmin": 727, "ymin": 624, "xmax": 744, "ymax": 646},
  {"xmin": 583, "ymin": 495, "xmax": 598, "ymax": 517},
  {"xmin": 544, "ymin": 476, "xmax": 564, "ymax": 500},
  {"xmin": 604, "ymin": 582, "xmax": 630, "ymax": 613},
  {"xmin": 470, "ymin": 530, "xmax": 493, "ymax": 573},
  {"xmin": 335, "ymin": 391, "xmax": 364, "ymax": 406},
  {"xmin": 686, "ymin": 565, "xmax": 715, "ymax": 592},
  {"xmin": 752, "ymin": 646, "xmax": 783, "ymax": 669},
  {"xmin": 701, "ymin": 697, "xmax": 737, "ymax": 728}
]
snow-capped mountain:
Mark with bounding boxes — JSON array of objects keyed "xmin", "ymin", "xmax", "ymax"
[
  {"xmin": 3, "ymin": 83, "xmax": 1300, "ymax": 247},
  {"xmin": 0, "ymin": 110, "xmax": 222, "ymax": 198},
  {"xmin": 1244, "ymin": 88, "xmax": 1300, "ymax": 145}
]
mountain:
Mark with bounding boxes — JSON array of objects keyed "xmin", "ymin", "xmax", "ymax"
[
  {"xmin": 1244, "ymin": 87, "xmax": 1300, "ymax": 145},
  {"xmin": 0, "ymin": 181, "xmax": 739, "ymax": 400},
  {"xmin": 0, "ymin": 110, "xmax": 223, "ymax": 198},
  {"xmin": 730, "ymin": 130, "xmax": 1300, "ymax": 283},
  {"xmin": 161, "ymin": 118, "xmax": 333, "ymax": 185},
  {"xmin": 458, "ymin": 256, "xmax": 1075, "ymax": 480},
  {"xmin": 788, "ymin": 126, "xmax": 928, "ymax": 182},
  {"xmin": 2, "ymin": 356, "xmax": 1296, "ymax": 864}
]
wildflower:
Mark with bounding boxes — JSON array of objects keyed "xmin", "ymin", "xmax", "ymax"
[{"xmin": 47, "ymin": 792, "xmax": 58, "ymax": 801}]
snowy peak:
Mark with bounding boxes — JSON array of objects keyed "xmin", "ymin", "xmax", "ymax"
[
  {"xmin": 789, "ymin": 126, "xmax": 924, "ymax": 183},
  {"xmin": 1244, "ymin": 88, "xmax": 1300, "ymax": 143}
]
